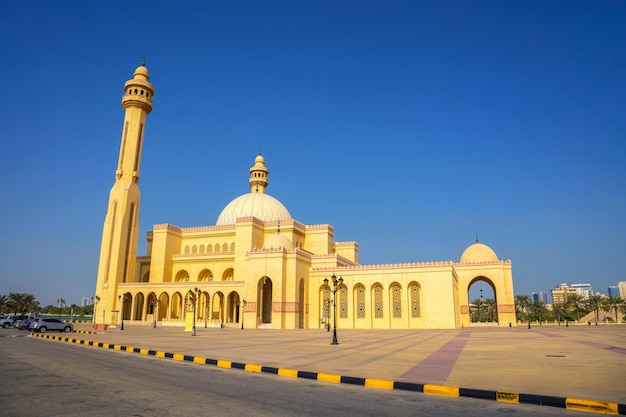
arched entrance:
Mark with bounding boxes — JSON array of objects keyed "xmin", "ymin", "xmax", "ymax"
[
  {"xmin": 467, "ymin": 277, "xmax": 497, "ymax": 325},
  {"xmin": 257, "ymin": 277, "xmax": 273, "ymax": 326},
  {"xmin": 226, "ymin": 292, "xmax": 240, "ymax": 323}
]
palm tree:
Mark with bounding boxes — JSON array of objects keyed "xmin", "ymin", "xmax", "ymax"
[
  {"xmin": 0, "ymin": 295, "xmax": 9, "ymax": 314},
  {"xmin": 587, "ymin": 294, "xmax": 605, "ymax": 325},
  {"xmin": 7, "ymin": 292, "xmax": 39, "ymax": 315},
  {"xmin": 551, "ymin": 302, "xmax": 567, "ymax": 325},
  {"xmin": 604, "ymin": 296, "xmax": 624, "ymax": 323},
  {"xmin": 532, "ymin": 300, "xmax": 547, "ymax": 325},
  {"xmin": 566, "ymin": 294, "xmax": 584, "ymax": 322},
  {"xmin": 470, "ymin": 298, "xmax": 486, "ymax": 322},
  {"xmin": 515, "ymin": 294, "xmax": 531, "ymax": 328},
  {"xmin": 485, "ymin": 298, "xmax": 497, "ymax": 322}
]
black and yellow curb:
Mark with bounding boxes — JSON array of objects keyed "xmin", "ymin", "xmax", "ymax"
[{"xmin": 31, "ymin": 333, "xmax": 626, "ymax": 415}]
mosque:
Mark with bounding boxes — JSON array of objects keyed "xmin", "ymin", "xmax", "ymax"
[{"xmin": 93, "ymin": 64, "xmax": 516, "ymax": 330}]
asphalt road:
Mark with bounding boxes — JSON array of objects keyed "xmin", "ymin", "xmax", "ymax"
[{"xmin": 0, "ymin": 329, "xmax": 582, "ymax": 417}]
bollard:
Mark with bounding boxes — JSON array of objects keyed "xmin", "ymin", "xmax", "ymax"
[
  {"xmin": 103, "ymin": 324, "xmax": 108, "ymax": 331},
  {"xmin": 94, "ymin": 324, "xmax": 98, "ymax": 330}
]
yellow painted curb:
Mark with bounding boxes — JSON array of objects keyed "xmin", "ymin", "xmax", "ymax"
[
  {"xmin": 217, "ymin": 360, "xmax": 232, "ymax": 369},
  {"xmin": 103, "ymin": 343, "xmax": 110, "ymax": 349},
  {"xmin": 424, "ymin": 384, "xmax": 459, "ymax": 397},
  {"xmin": 113, "ymin": 345, "xmax": 122, "ymax": 351},
  {"xmin": 566, "ymin": 398, "xmax": 618, "ymax": 415},
  {"xmin": 245, "ymin": 364, "xmax": 262, "ymax": 373},
  {"xmin": 125, "ymin": 346, "xmax": 134, "ymax": 352},
  {"xmin": 139, "ymin": 348, "xmax": 150, "ymax": 355},
  {"xmin": 155, "ymin": 351, "xmax": 166, "ymax": 358},
  {"xmin": 277, "ymin": 368, "xmax": 298, "ymax": 378},
  {"xmin": 496, "ymin": 391, "xmax": 519, "ymax": 404},
  {"xmin": 318, "ymin": 373, "xmax": 341, "ymax": 384},
  {"xmin": 173, "ymin": 353, "xmax": 185, "ymax": 361},
  {"xmin": 193, "ymin": 356, "xmax": 206, "ymax": 364},
  {"xmin": 365, "ymin": 378, "xmax": 394, "ymax": 390}
]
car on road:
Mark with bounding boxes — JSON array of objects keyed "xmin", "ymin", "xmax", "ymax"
[{"xmin": 30, "ymin": 318, "xmax": 73, "ymax": 333}]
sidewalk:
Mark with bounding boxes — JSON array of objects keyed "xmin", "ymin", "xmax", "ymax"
[{"xmin": 59, "ymin": 324, "xmax": 625, "ymax": 408}]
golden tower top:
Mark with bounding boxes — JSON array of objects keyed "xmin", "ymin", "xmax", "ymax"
[{"xmin": 122, "ymin": 62, "xmax": 155, "ymax": 113}]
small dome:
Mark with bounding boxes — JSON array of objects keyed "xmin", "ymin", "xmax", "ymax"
[
  {"xmin": 263, "ymin": 233, "xmax": 293, "ymax": 250},
  {"xmin": 460, "ymin": 243, "xmax": 499, "ymax": 263},
  {"xmin": 216, "ymin": 192, "xmax": 292, "ymax": 226},
  {"xmin": 133, "ymin": 65, "xmax": 150, "ymax": 81}
]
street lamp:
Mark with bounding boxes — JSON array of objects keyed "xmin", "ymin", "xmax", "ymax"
[
  {"xmin": 323, "ymin": 298, "xmax": 331, "ymax": 331},
  {"xmin": 323, "ymin": 273, "xmax": 343, "ymax": 345},
  {"xmin": 118, "ymin": 294, "xmax": 128, "ymax": 330},
  {"xmin": 152, "ymin": 299, "xmax": 160, "ymax": 328},
  {"xmin": 92, "ymin": 296, "xmax": 100, "ymax": 326},
  {"xmin": 241, "ymin": 299, "xmax": 247, "ymax": 330},
  {"xmin": 188, "ymin": 288, "xmax": 201, "ymax": 336}
]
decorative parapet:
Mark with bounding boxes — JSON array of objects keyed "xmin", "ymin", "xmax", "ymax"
[
  {"xmin": 455, "ymin": 260, "xmax": 512, "ymax": 266},
  {"xmin": 305, "ymin": 223, "xmax": 334, "ymax": 232},
  {"xmin": 153, "ymin": 223, "xmax": 182, "ymax": 233},
  {"xmin": 180, "ymin": 224, "xmax": 236, "ymax": 233},
  {"xmin": 312, "ymin": 260, "xmax": 455, "ymax": 272},
  {"xmin": 336, "ymin": 241, "xmax": 358, "ymax": 248}
]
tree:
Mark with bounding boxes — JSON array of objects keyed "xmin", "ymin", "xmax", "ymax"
[
  {"xmin": 531, "ymin": 300, "xmax": 548, "ymax": 325},
  {"xmin": 7, "ymin": 293, "xmax": 39, "ymax": 315},
  {"xmin": 551, "ymin": 302, "xmax": 567, "ymax": 324},
  {"xmin": 485, "ymin": 298, "xmax": 497, "ymax": 322},
  {"xmin": 470, "ymin": 298, "xmax": 486, "ymax": 322},
  {"xmin": 566, "ymin": 294, "xmax": 584, "ymax": 322},
  {"xmin": 515, "ymin": 294, "xmax": 531, "ymax": 327},
  {"xmin": 587, "ymin": 294, "xmax": 605, "ymax": 325},
  {"xmin": 604, "ymin": 296, "xmax": 625, "ymax": 323},
  {"xmin": 0, "ymin": 295, "xmax": 8, "ymax": 314}
]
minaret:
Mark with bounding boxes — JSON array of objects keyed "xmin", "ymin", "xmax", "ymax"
[
  {"xmin": 249, "ymin": 152, "xmax": 269, "ymax": 193},
  {"xmin": 94, "ymin": 63, "xmax": 154, "ymax": 326}
]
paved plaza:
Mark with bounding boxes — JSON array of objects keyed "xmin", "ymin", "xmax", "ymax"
[{"xmin": 52, "ymin": 323, "xmax": 625, "ymax": 409}]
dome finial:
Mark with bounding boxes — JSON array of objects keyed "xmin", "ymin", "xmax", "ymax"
[
  {"xmin": 141, "ymin": 56, "xmax": 146, "ymax": 67},
  {"xmin": 259, "ymin": 146, "xmax": 263, "ymax": 155},
  {"xmin": 475, "ymin": 232, "xmax": 479, "ymax": 243}
]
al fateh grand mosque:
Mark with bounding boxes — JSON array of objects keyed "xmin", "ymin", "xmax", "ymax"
[{"xmin": 94, "ymin": 64, "xmax": 516, "ymax": 330}]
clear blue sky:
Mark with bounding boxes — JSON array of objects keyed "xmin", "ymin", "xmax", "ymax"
[{"xmin": 1, "ymin": 1, "xmax": 624, "ymax": 307}]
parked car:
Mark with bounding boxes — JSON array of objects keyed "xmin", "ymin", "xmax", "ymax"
[
  {"xmin": 14, "ymin": 317, "xmax": 36, "ymax": 330},
  {"xmin": 30, "ymin": 318, "xmax": 73, "ymax": 333},
  {"xmin": 1, "ymin": 315, "xmax": 29, "ymax": 328}
]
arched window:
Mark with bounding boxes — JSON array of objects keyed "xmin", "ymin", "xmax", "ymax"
[
  {"xmin": 410, "ymin": 283, "xmax": 421, "ymax": 318},
  {"xmin": 355, "ymin": 285, "xmax": 365, "ymax": 319},
  {"xmin": 199, "ymin": 244, "xmax": 205, "ymax": 253},
  {"xmin": 374, "ymin": 285, "xmax": 383, "ymax": 318},
  {"xmin": 222, "ymin": 243, "xmax": 228, "ymax": 252},
  {"xmin": 339, "ymin": 286, "xmax": 348, "ymax": 319},
  {"xmin": 207, "ymin": 244, "xmax": 213, "ymax": 253},
  {"xmin": 192, "ymin": 245, "xmax": 197, "ymax": 254},
  {"xmin": 184, "ymin": 245, "xmax": 190, "ymax": 254},
  {"xmin": 392, "ymin": 284, "xmax": 402, "ymax": 318}
]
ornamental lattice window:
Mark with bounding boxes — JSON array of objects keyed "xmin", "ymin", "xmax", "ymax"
[
  {"xmin": 411, "ymin": 283, "xmax": 421, "ymax": 318},
  {"xmin": 339, "ymin": 286, "xmax": 348, "ymax": 318},
  {"xmin": 392, "ymin": 284, "xmax": 402, "ymax": 318},
  {"xmin": 374, "ymin": 285, "xmax": 383, "ymax": 318},
  {"xmin": 356, "ymin": 286, "xmax": 365, "ymax": 318}
]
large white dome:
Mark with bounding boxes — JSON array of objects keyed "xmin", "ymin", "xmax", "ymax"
[{"xmin": 216, "ymin": 192, "xmax": 292, "ymax": 226}]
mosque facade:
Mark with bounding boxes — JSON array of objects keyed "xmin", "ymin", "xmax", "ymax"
[{"xmin": 94, "ymin": 64, "xmax": 516, "ymax": 330}]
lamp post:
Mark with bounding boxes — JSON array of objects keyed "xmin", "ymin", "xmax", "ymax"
[
  {"xmin": 204, "ymin": 298, "xmax": 209, "ymax": 328},
  {"xmin": 92, "ymin": 296, "xmax": 100, "ymax": 326},
  {"xmin": 188, "ymin": 288, "xmax": 201, "ymax": 336},
  {"xmin": 152, "ymin": 299, "xmax": 160, "ymax": 328},
  {"xmin": 323, "ymin": 273, "xmax": 343, "ymax": 345},
  {"xmin": 118, "ymin": 294, "xmax": 128, "ymax": 330},
  {"xmin": 241, "ymin": 299, "xmax": 247, "ymax": 330}
]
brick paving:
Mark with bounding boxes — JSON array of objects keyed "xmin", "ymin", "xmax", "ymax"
[{"xmin": 64, "ymin": 323, "xmax": 626, "ymax": 405}]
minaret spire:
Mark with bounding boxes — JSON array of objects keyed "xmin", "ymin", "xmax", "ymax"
[{"xmin": 95, "ymin": 64, "xmax": 155, "ymax": 327}]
